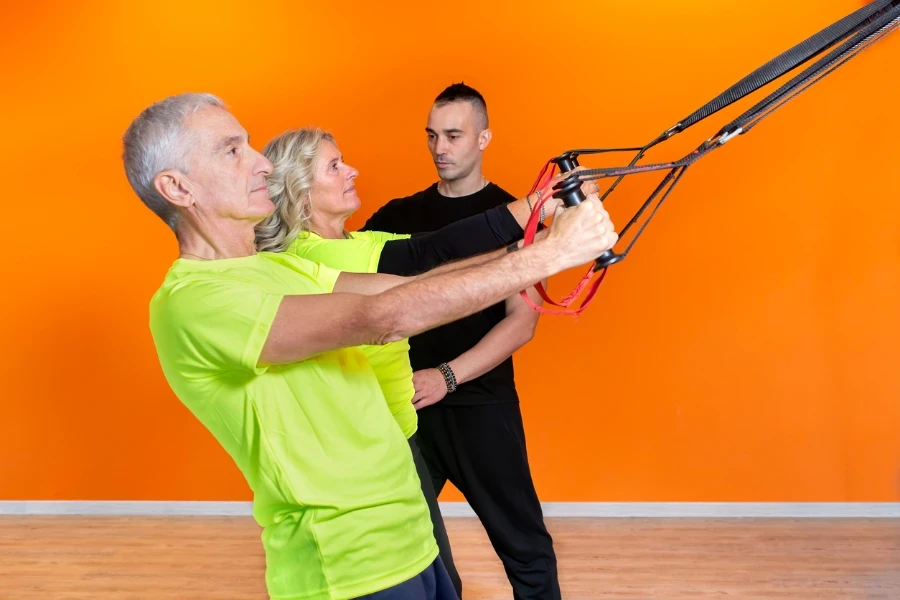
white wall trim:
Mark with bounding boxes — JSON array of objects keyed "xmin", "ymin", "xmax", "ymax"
[
  {"xmin": 2, "ymin": 501, "xmax": 898, "ymax": 518},
  {"xmin": 440, "ymin": 502, "xmax": 900, "ymax": 518}
]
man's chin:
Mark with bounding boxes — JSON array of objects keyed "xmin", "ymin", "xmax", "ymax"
[
  {"xmin": 249, "ymin": 200, "xmax": 276, "ymax": 222},
  {"xmin": 436, "ymin": 166, "xmax": 459, "ymax": 180}
]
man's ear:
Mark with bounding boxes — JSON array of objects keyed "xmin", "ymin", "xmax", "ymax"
[
  {"xmin": 478, "ymin": 128, "xmax": 492, "ymax": 151},
  {"xmin": 154, "ymin": 170, "xmax": 193, "ymax": 209}
]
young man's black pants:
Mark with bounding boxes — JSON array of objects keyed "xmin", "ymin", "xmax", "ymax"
[{"xmin": 415, "ymin": 402, "xmax": 561, "ymax": 600}]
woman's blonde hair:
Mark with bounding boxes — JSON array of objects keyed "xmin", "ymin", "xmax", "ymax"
[{"xmin": 255, "ymin": 127, "xmax": 335, "ymax": 253}]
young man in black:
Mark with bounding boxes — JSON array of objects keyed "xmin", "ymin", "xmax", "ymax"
[{"xmin": 363, "ymin": 83, "xmax": 560, "ymax": 600}]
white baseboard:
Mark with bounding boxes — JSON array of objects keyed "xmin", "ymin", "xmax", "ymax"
[
  {"xmin": 441, "ymin": 502, "xmax": 900, "ymax": 518},
  {"xmin": 1, "ymin": 501, "xmax": 898, "ymax": 518}
]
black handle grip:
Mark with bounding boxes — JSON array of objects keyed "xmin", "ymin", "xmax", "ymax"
[{"xmin": 550, "ymin": 154, "xmax": 622, "ymax": 270}]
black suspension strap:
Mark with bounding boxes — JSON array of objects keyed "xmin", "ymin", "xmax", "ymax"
[
  {"xmin": 520, "ymin": 1, "xmax": 900, "ymax": 315},
  {"xmin": 549, "ymin": 0, "xmax": 900, "ymax": 276}
]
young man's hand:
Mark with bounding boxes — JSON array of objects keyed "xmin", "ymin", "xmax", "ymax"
[{"xmin": 411, "ymin": 368, "xmax": 449, "ymax": 410}]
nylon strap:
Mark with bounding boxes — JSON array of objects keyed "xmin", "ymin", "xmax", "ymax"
[{"xmin": 518, "ymin": 1, "xmax": 900, "ymax": 315}]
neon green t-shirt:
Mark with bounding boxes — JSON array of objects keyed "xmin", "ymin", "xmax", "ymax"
[
  {"xmin": 286, "ymin": 231, "xmax": 418, "ymax": 439},
  {"xmin": 148, "ymin": 252, "xmax": 436, "ymax": 600}
]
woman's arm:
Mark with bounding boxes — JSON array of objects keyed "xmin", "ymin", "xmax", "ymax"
[
  {"xmin": 376, "ymin": 172, "xmax": 598, "ymax": 276},
  {"xmin": 376, "ymin": 206, "xmax": 525, "ymax": 276}
]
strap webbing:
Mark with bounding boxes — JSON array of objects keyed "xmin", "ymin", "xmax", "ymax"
[{"xmin": 519, "ymin": 1, "xmax": 900, "ymax": 315}]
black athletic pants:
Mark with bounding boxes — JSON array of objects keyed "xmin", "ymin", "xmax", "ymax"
[{"xmin": 415, "ymin": 402, "xmax": 561, "ymax": 600}]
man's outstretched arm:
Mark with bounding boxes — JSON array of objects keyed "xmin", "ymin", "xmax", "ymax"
[{"xmin": 260, "ymin": 197, "xmax": 616, "ymax": 365}]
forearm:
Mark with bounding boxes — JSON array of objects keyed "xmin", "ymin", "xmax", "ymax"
[
  {"xmin": 446, "ymin": 314, "xmax": 535, "ymax": 385},
  {"xmin": 371, "ymin": 242, "xmax": 558, "ymax": 344},
  {"xmin": 261, "ymin": 258, "xmax": 542, "ymax": 365}
]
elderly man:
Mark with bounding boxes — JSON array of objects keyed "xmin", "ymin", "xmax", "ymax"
[{"xmin": 122, "ymin": 92, "xmax": 617, "ymax": 600}]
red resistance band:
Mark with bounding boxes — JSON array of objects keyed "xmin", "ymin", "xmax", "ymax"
[{"xmin": 518, "ymin": 161, "xmax": 609, "ymax": 317}]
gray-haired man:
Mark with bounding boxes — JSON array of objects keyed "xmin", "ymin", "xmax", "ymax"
[{"xmin": 122, "ymin": 92, "xmax": 618, "ymax": 600}]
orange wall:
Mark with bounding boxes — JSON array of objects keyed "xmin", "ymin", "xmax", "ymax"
[{"xmin": 2, "ymin": 0, "xmax": 898, "ymax": 503}]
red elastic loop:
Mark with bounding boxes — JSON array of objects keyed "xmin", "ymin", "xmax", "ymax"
[{"xmin": 518, "ymin": 162, "xmax": 608, "ymax": 316}]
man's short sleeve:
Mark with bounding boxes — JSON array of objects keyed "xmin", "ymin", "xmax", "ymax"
[
  {"xmin": 299, "ymin": 258, "xmax": 342, "ymax": 292},
  {"xmin": 151, "ymin": 279, "xmax": 284, "ymax": 376}
]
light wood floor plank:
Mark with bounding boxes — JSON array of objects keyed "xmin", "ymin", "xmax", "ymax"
[{"xmin": 1, "ymin": 517, "xmax": 897, "ymax": 599}]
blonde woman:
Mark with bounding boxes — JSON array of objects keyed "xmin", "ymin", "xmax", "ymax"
[{"xmin": 256, "ymin": 127, "xmax": 598, "ymax": 597}]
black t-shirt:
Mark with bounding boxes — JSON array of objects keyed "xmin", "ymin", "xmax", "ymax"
[{"xmin": 363, "ymin": 182, "xmax": 521, "ymax": 405}]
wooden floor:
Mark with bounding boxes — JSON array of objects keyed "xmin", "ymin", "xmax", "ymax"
[{"xmin": 1, "ymin": 517, "xmax": 898, "ymax": 599}]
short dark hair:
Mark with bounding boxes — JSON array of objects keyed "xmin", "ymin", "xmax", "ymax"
[{"xmin": 434, "ymin": 82, "xmax": 489, "ymax": 129}]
